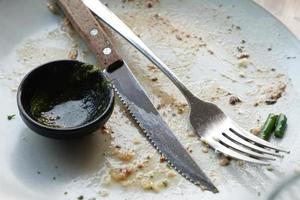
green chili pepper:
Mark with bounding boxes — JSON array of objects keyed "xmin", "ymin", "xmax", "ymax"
[
  {"xmin": 260, "ymin": 113, "xmax": 277, "ymax": 141},
  {"xmin": 274, "ymin": 114, "xmax": 287, "ymax": 138}
]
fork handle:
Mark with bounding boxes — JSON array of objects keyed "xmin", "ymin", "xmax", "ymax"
[
  {"xmin": 82, "ymin": 0, "xmax": 195, "ymax": 99},
  {"xmin": 58, "ymin": 0, "xmax": 121, "ymax": 69}
]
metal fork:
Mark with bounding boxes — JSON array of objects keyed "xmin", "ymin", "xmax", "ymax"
[{"xmin": 83, "ymin": 0, "xmax": 289, "ymax": 164}]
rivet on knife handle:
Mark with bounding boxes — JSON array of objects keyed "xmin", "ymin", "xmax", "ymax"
[{"xmin": 58, "ymin": 0, "xmax": 120, "ymax": 68}]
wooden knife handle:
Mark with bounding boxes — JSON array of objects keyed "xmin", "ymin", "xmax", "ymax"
[{"xmin": 58, "ymin": 0, "xmax": 121, "ymax": 68}]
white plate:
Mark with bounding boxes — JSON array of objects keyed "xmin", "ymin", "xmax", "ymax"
[{"xmin": 1, "ymin": 0, "xmax": 300, "ymax": 200}]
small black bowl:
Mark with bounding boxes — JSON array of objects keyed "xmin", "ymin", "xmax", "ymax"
[{"xmin": 17, "ymin": 60, "xmax": 114, "ymax": 139}]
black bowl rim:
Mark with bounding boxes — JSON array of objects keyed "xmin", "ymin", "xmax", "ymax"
[{"xmin": 17, "ymin": 59, "xmax": 114, "ymax": 132}]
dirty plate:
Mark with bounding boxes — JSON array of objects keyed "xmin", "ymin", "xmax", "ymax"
[{"xmin": 0, "ymin": 0, "xmax": 300, "ymax": 200}]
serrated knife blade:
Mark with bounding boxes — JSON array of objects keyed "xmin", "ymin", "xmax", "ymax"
[
  {"xmin": 58, "ymin": 0, "xmax": 218, "ymax": 193},
  {"xmin": 105, "ymin": 61, "xmax": 218, "ymax": 193}
]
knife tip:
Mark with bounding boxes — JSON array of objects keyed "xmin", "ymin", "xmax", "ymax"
[
  {"xmin": 212, "ymin": 187, "xmax": 219, "ymax": 193},
  {"xmin": 197, "ymin": 180, "xmax": 219, "ymax": 193},
  {"xmin": 204, "ymin": 184, "xmax": 219, "ymax": 194}
]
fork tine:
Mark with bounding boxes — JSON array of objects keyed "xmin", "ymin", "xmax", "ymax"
[
  {"xmin": 205, "ymin": 138, "xmax": 270, "ymax": 165},
  {"xmin": 224, "ymin": 130, "xmax": 284, "ymax": 157},
  {"xmin": 230, "ymin": 121, "xmax": 290, "ymax": 153},
  {"xmin": 218, "ymin": 134, "xmax": 276, "ymax": 160}
]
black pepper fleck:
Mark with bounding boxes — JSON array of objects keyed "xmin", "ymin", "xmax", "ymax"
[
  {"xmin": 229, "ymin": 96, "xmax": 241, "ymax": 105},
  {"xmin": 7, "ymin": 114, "xmax": 16, "ymax": 120},
  {"xmin": 265, "ymin": 99, "xmax": 277, "ymax": 105},
  {"xmin": 78, "ymin": 195, "xmax": 84, "ymax": 200}
]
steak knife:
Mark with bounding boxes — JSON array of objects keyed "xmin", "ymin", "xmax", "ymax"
[{"xmin": 58, "ymin": 0, "xmax": 218, "ymax": 193}]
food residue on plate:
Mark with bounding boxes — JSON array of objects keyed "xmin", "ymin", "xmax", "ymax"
[
  {"xmin": 112, "ymin": 147, "xmax": 135, "ymax": 162},
  {"xmin": 250, "ymin": 127, "xmax": 261, "ymax": 136},
  {"xmin": 229, "ymin": 96, "xmax": 242, "ymax": 105},
  {"xmin": 219, "ymin": 155, "xmax": 231, "ymax": 166},
  {"xmin": 264, "ymin": 82, "xmax": 287, "ymax": 105},
  {"xmin": 105, "ymin": 143, "xmax": 178, "ymax": 192},
  {"xmin": 2, "ymin": 0, "xmax": 293, "ymax": 196},
  {"xmin": 7, "ymin": 114, "xmax": 16, "ymax": 120}
]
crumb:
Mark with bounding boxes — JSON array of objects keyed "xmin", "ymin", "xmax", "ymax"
[
  {"xmin": 101, "ymin": 125, "xmax": 113, "ymax": 135},
  {"xmin": 268, "ymin": 47, "xmax": 272, "ymax": 51},
  {"xmin": 267, "ymin": 82, "xmax": 287, "ymax": 101},
  {"xmin": 237, "ymin": 160, "xmax": 245, "ymax": 166},
  {"xmin": 37, "ymin": 171, "xmax": 41, "ymax": 174},
  {"xmin": 265, "ymin": 99, "xmax": 277, "ymax": 105},
  {"xmin": 241, "ymin": 40, "xmax": 246, "ymax": 44},
  {"xmin": 237, "ymin": 53, "xmax": 249, "ymax": 59},
  {"xmin": 64, "ymin": 191, "xmax": 68, "ymax": 195},
  {"xmin": 267, "ymin": 166, "xmax": 273, "ymax": 171},
  {"xmin": 146, "ymin": 1, "xmax": 153, "ymax": 8},
  {"xmin": 99, "ymin": 190, "xmax": 109, "ymax": 197},
  {"xmin": 137, "ymin": 163, "xmax": 145, "ymax": 169},
  {"xmin": 199, "ymin": 43, "xmax": 207, "ymax": 47},
  {"xmin": 167, "ymin": 170, "xmax": 176, "ymax": 178},
  {"xmin": 202, "ymin": 146, "xmax": 209, "ymax": 153},
  {"xmin": 253, "ymin": 102, "xmax": 260, "ymax": 107},
  {"xmin": 145, "ymin": 0, "xmax": 160, "ymax": 8},
  {"xmin": 53, "ymin": 176, "xmax": 56, "ymax": 180},
  {"xmin": 264, "ymin": 82, "xmax": 286, "ymax": 105},
  {"xmin": 236, "ymin": 45, "xmax": 245, "ymax": 52},
  {"xmin": 287, "ymin": 56, "xmax": 296, "ymax": 59},
  {"xmin": 151, "ymin": 77, "xmax": 158, "ymax": 82},
  {"xmin": 110, "ymin": 168, "xmax": 133, "ymax": 181},
  {"xmin": 147, "ymin": 65, "xmax": 158, "ymax": 72},
  {"xmin": 141, "ymin": 179, "xmax": 157, "ymax": 191},
  {"xmin": 175, "ymin": 34, "xmax": 183, "ymax": 41},
  {"xmin": 154, "ymin": 13, "xmax": 160, "ymax": 18},
  {"xmin": 78, "ymin": 195, "xmax": 84, "ymax": 200},
  {"xmin": 238, "ymin": 58, "xmax": 250, "ymax": 67},
  {"xmin": 160, "ymin": 155, "xmax": 166, "ymax": 163},
  {"xmin": 68, "ymin": 49, "xmax": 78, "ymax": 60},
  {"xmin": 113, "ymin": 148, "xmax": 135, "ymax": 161},
  {"xmin": 177, "ymin": 107, "xmax": 185, "ymax": 114},
  {"xmin": 173, "ymin": 102, "xmax": 187, "ymax": 114},
  {"xmin": 160, "ymin": 180, "xmax": 169, "ymax": 187},
  {"xmin": 7, "ymin": 114, "xmax": 16, "ymax": 120},
  {"xmin": 229, "ymin": 96, "xmax": 241, "ymax": 105},
  {"xmin": 219, "ymin": 155, "xmax": 231, "ymax": 166},
  {"xmin": 133, "ymin": 138, "xmax": 141, "ymax": 144},
  {"xmin": 239, "ymin": 72, "xmax": 245, "ymax": 78},
  {"xmin": 250, "ymin": 127, "xmax": 261, "ymax": 136},
  {"xmin": 207, "ymin": 49, "xmax": 214, "ymax": 55}
]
